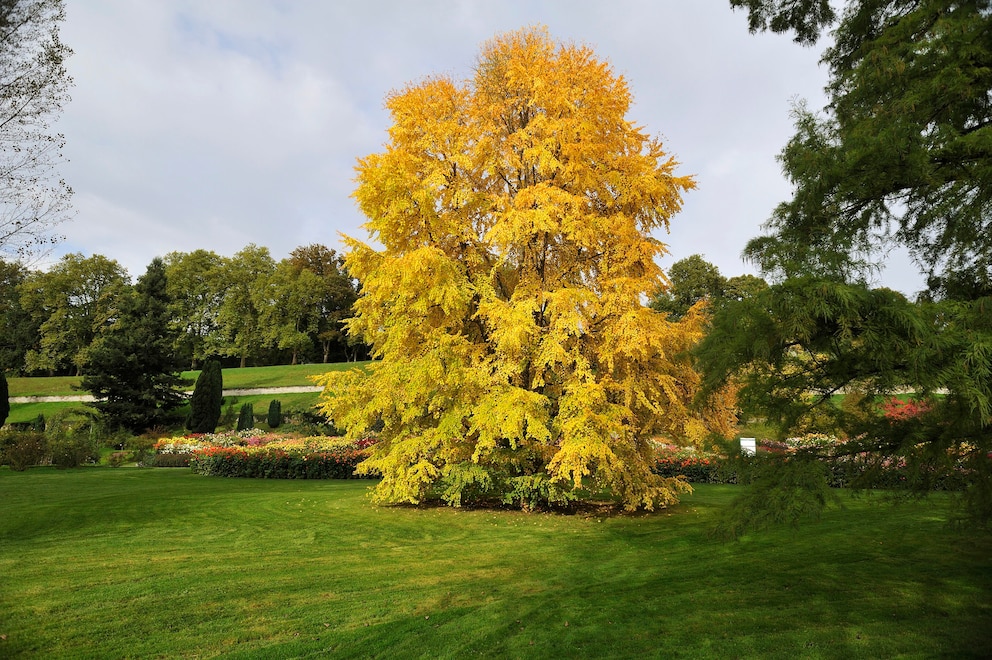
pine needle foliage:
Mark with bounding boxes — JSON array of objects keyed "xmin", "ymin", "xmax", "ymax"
[
  {"xmin": 316, "ymin": 27, "xmax": 737, "ymax": 511},
  {"xmin": 706, "ymin": 1, "xmax": 992, "ymax": 530},
  {"xmin": 81, "ymin": 258, "xmax": 188, "ymax": 433}
]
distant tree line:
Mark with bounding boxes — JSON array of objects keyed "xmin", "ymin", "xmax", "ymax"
[
  {"xmin": 0, "ymin": 243, "xmax": 366, "ymax": 376},
  {"xmin": 649, "ymin": 254, "xmax": 768, "ymax": 320}
]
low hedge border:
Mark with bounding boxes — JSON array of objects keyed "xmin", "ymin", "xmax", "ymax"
[
  {"xmin": 652, "ymin": 455, "xmax": 968, "ymax": 491},
  {"xmin": 189, "ymin": 446, "xmax": 375, "ymax": 479}
]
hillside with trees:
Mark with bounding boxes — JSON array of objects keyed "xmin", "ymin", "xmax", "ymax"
[{"xmin": 0, "ymin": 243, "xmax": 365, "ymax": 377}]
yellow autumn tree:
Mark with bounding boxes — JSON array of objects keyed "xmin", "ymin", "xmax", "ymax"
[{"xmin": 315, "ymin": 27, "xmax": 736, "ymax": 510}]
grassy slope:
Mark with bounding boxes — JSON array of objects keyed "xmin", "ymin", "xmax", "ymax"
[
  {"xmin": 6, "ymin": 362, "xmax": 369, "ymax": 397},
  {"xmin": 0, "ymin": 469, "xmax": 989, "ymax": 659},
  {"xmin": 4, "ymin": 362, "xmax": 368, "ymax": 424}
]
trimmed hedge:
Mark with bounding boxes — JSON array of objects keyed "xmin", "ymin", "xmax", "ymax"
[
  {"xmin": 189, "ymin": 446, "xmax": 373, "ymax": 479},
  {"xmin": 652, "ymin": 454, "xmax": 969, "ymax": 491},
  {"xmin": 653, "ymin": 457, "xmax": 730, "ymax": 484}
]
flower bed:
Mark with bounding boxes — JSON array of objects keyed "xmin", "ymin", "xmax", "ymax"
[
  {"xmin": 188, "ymin": 445, "xmax": 372, "ymax": 479},
  {"xmin": 153, "ymin": 432, "xmax": 378, "ymax": 480},
  {"xmin": 652, "ymin": 443, "xmax": 731, "ymax": 484}
]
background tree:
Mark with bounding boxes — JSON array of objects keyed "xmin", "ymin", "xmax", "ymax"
[
  {"xmin": 650, "ymin": 254, "xmax": 727, "ymax": 320},
  {"xmin": 317, "ymin": 28, "xmax": 736, "ymax": 511},
  {"xmin": 164, "ymin": 249, "xmax": 226, "ymax": 369},
  {"xmin": 722, "ymin": 273, "xmax": 768, "ymax": 303},
  {"xmin": 288, "ymin": 244, "xmax": 360, "ymax": 363},
  {"xmin": 186, "ymin": 357, "xmax": 223, "ymax": 434},
  {"xmin": 702, "ymin": 0, "xmax": 992, "ymax": 528},
  {"xmin": 81, "ymin": 258, "xmax": 188, "ymax": 432},
  {"xmin": 216, "ymin": 244, "xmax": 275, "ymax": 368},
  {"xmin": 650, "ymin": 255, "xmax": 768, "ymax": 319},
  {"xmin": 0, "ymin": 259, "xmax": 39, "ymax": 372},
  {"xmin": 19, "ymin": 253, "xmax": 128, "ymax": 375},
  {"xmin": 0, "ymin": 0, "xmax": 73, "ymax": 258},
  {"xmin": 255, "ymin": 259, "xmax": 322, "ymax": 365}
]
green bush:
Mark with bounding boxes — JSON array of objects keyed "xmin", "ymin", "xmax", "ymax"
[
  {"xmin": 44, "ymin": 409, "xmax": 100, "ymax": 468},
  {"xmin": 1, "ymin": 432, "xmax": 48, "ymax": 471},
  {"xmin": 653, "ymin": 457, "xmax": 729, "ymax": 483},
  {"xmin": 48, "ymin": 434, "xmax": 99, "ymax": 468},
  {"xmin": 189, "ymin": 446, "xmax": 371, "ymax": 479},
  {"xmin": 187, "ymin": 359, "xmax": 223, "ymax": 433},
  {"xmin": 267, "ymin": 399, "xmax": 282, "ymax": 428},
  {"xmin": 147, "ymin": 452, "xmax": 191, "ymax": 468},
  {"xmin": 236, "ymin": 403, "xmax": 254, "ymax": 432},
  {"xmin": 285, "ymin": 409, "xmax": 342, "ymax": 436}
]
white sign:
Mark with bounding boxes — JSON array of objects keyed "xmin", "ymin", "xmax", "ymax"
[{"xmin": 740, "ymin": 438, "xmax": 756, "ymax": 456}]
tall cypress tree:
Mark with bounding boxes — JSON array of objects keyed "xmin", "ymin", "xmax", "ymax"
[
  {"xmin": 0, "ymin": 371, "xmax": 9, "ymax": 427},
  {"xmin": 187, "ymin": 358, "xmax": 223, "ymax": 433},
  {"xmin": 82, "ymin": 258, "xmax": 188, "ymax": 432}
]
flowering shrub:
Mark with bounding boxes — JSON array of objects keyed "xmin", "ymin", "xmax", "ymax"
[
  {"xmin": 784, "ymin": 433, "xmax": 840, "ymax": 452},
  {"xmin": 758, "ymin": 439, "xmax": 789, "ymax": 454},
  {"xmin": 153, "ymin": 432, "xmax": 381, "ymax": 480},
  {"xmin": 188, "ymin": 444, "xmax": 374, "ymax": 479},
  {"xmin": 653, "ymin": 456, "xmax": 726, "ymax": 483},
  {"xmin": 652, "ymin": 443, "xmax": 730, "ymax": 483},
  {"xmin": 880, "ymin": 397, "xmax": 932, "ymax": 421},
  {"xmin": 148, "ymin": 452, "xmax": 192, "ymax": 468},
  {"xmin": 153, "ymin": 438, "xmax": 213, "ymax": 454}
]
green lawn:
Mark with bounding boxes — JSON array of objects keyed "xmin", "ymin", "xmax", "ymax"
[
  {"xmin": 6, "ymin": 361, "xmax": 370, "ymax": 397},
  {"xmin": 1, "ymin": 469, "xmax": 989, "ymax": 658},
  {"xmin": 4, "ymin": 362, "xmax": 366, "ymax": 425},
  {"xmin": 3, "ymin": 401, "xmax": 87, "ymax": 425},
  {"xmin": 210, "ymin": 361, "xmax": 368, "ymax": 391}
]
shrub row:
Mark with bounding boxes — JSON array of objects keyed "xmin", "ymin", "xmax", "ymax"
[
  {"xmin": 652, "ymin": 454, "xmax": 969, "ymax": 491},
  {"xmin": 653, "ymin": 457, "xmax": 731, "ymax": 484},
  {"xmin": 188, "ymin": 446, "xmax": 375, "ymax": 479},
  {"xmin": 1, "ymin": 431, "xmax": 100, "ymax": 471}
]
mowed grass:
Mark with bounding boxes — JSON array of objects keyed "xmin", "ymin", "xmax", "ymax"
[
  {"xmin": 3, "ymin": 401, "xmax": 86, "ymax": 425},
  {"xmin": 4, "ymin": 363, "xmax": 366, "ymax": 423},
  {"xmin": 6, "ymin": 362, "xmax": 370, "ymax": 397},
  {"xmin": 1, "ymin": 469, "xmax": 989, "ymax": 658}
]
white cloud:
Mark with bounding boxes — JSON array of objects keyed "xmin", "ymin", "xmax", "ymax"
[{"xmin": 51, "ymin": 0, "xmax": 925, "ymax": 294}]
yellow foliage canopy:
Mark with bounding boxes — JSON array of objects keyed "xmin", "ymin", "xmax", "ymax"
[{"xmin": 316, "ymin": 27, "xmax": 736, "ymax": 510}]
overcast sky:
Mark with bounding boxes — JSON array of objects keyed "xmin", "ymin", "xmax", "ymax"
[{"xmin": 53, "ymin": 0, "xmax": 924, "ymax": 293}]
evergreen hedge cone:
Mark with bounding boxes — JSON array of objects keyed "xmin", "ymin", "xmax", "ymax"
[
  {"xmin": 187, "ymin": 359, "xmax": 223, "ymax": 433},
  {"xmin": 267, "ymin": 399, "xmax": 282, "ymax": 429},
  {"xmin": 236, "ymin": 403, "xmax": 254, "ymax": 432},
  {"xmin": 0, "ymin": 371, "xmax": 9, "ymax": 427}
]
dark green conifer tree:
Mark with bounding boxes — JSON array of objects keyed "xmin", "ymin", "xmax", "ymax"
[
  {"xmin": 236, "ymin": 403, "xmax": 254, "ymax": 432},
  {"xmin": 187, "ymin": 358, "xmax": 223, "ymax": 433},
  {"xmin": 82, "ymin": 258, "xmax": 188, "ymax": 432},
  {"xmin": 702, "ymin": 0, "xmax": 992, "ymax": 532},
  {"xmin": 266, "ymin": 399, "xmax": 281, "ymax": 429},
  {"xmin": 0, "ymin": 371, "xmax": 9, "ymax": 427}
]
